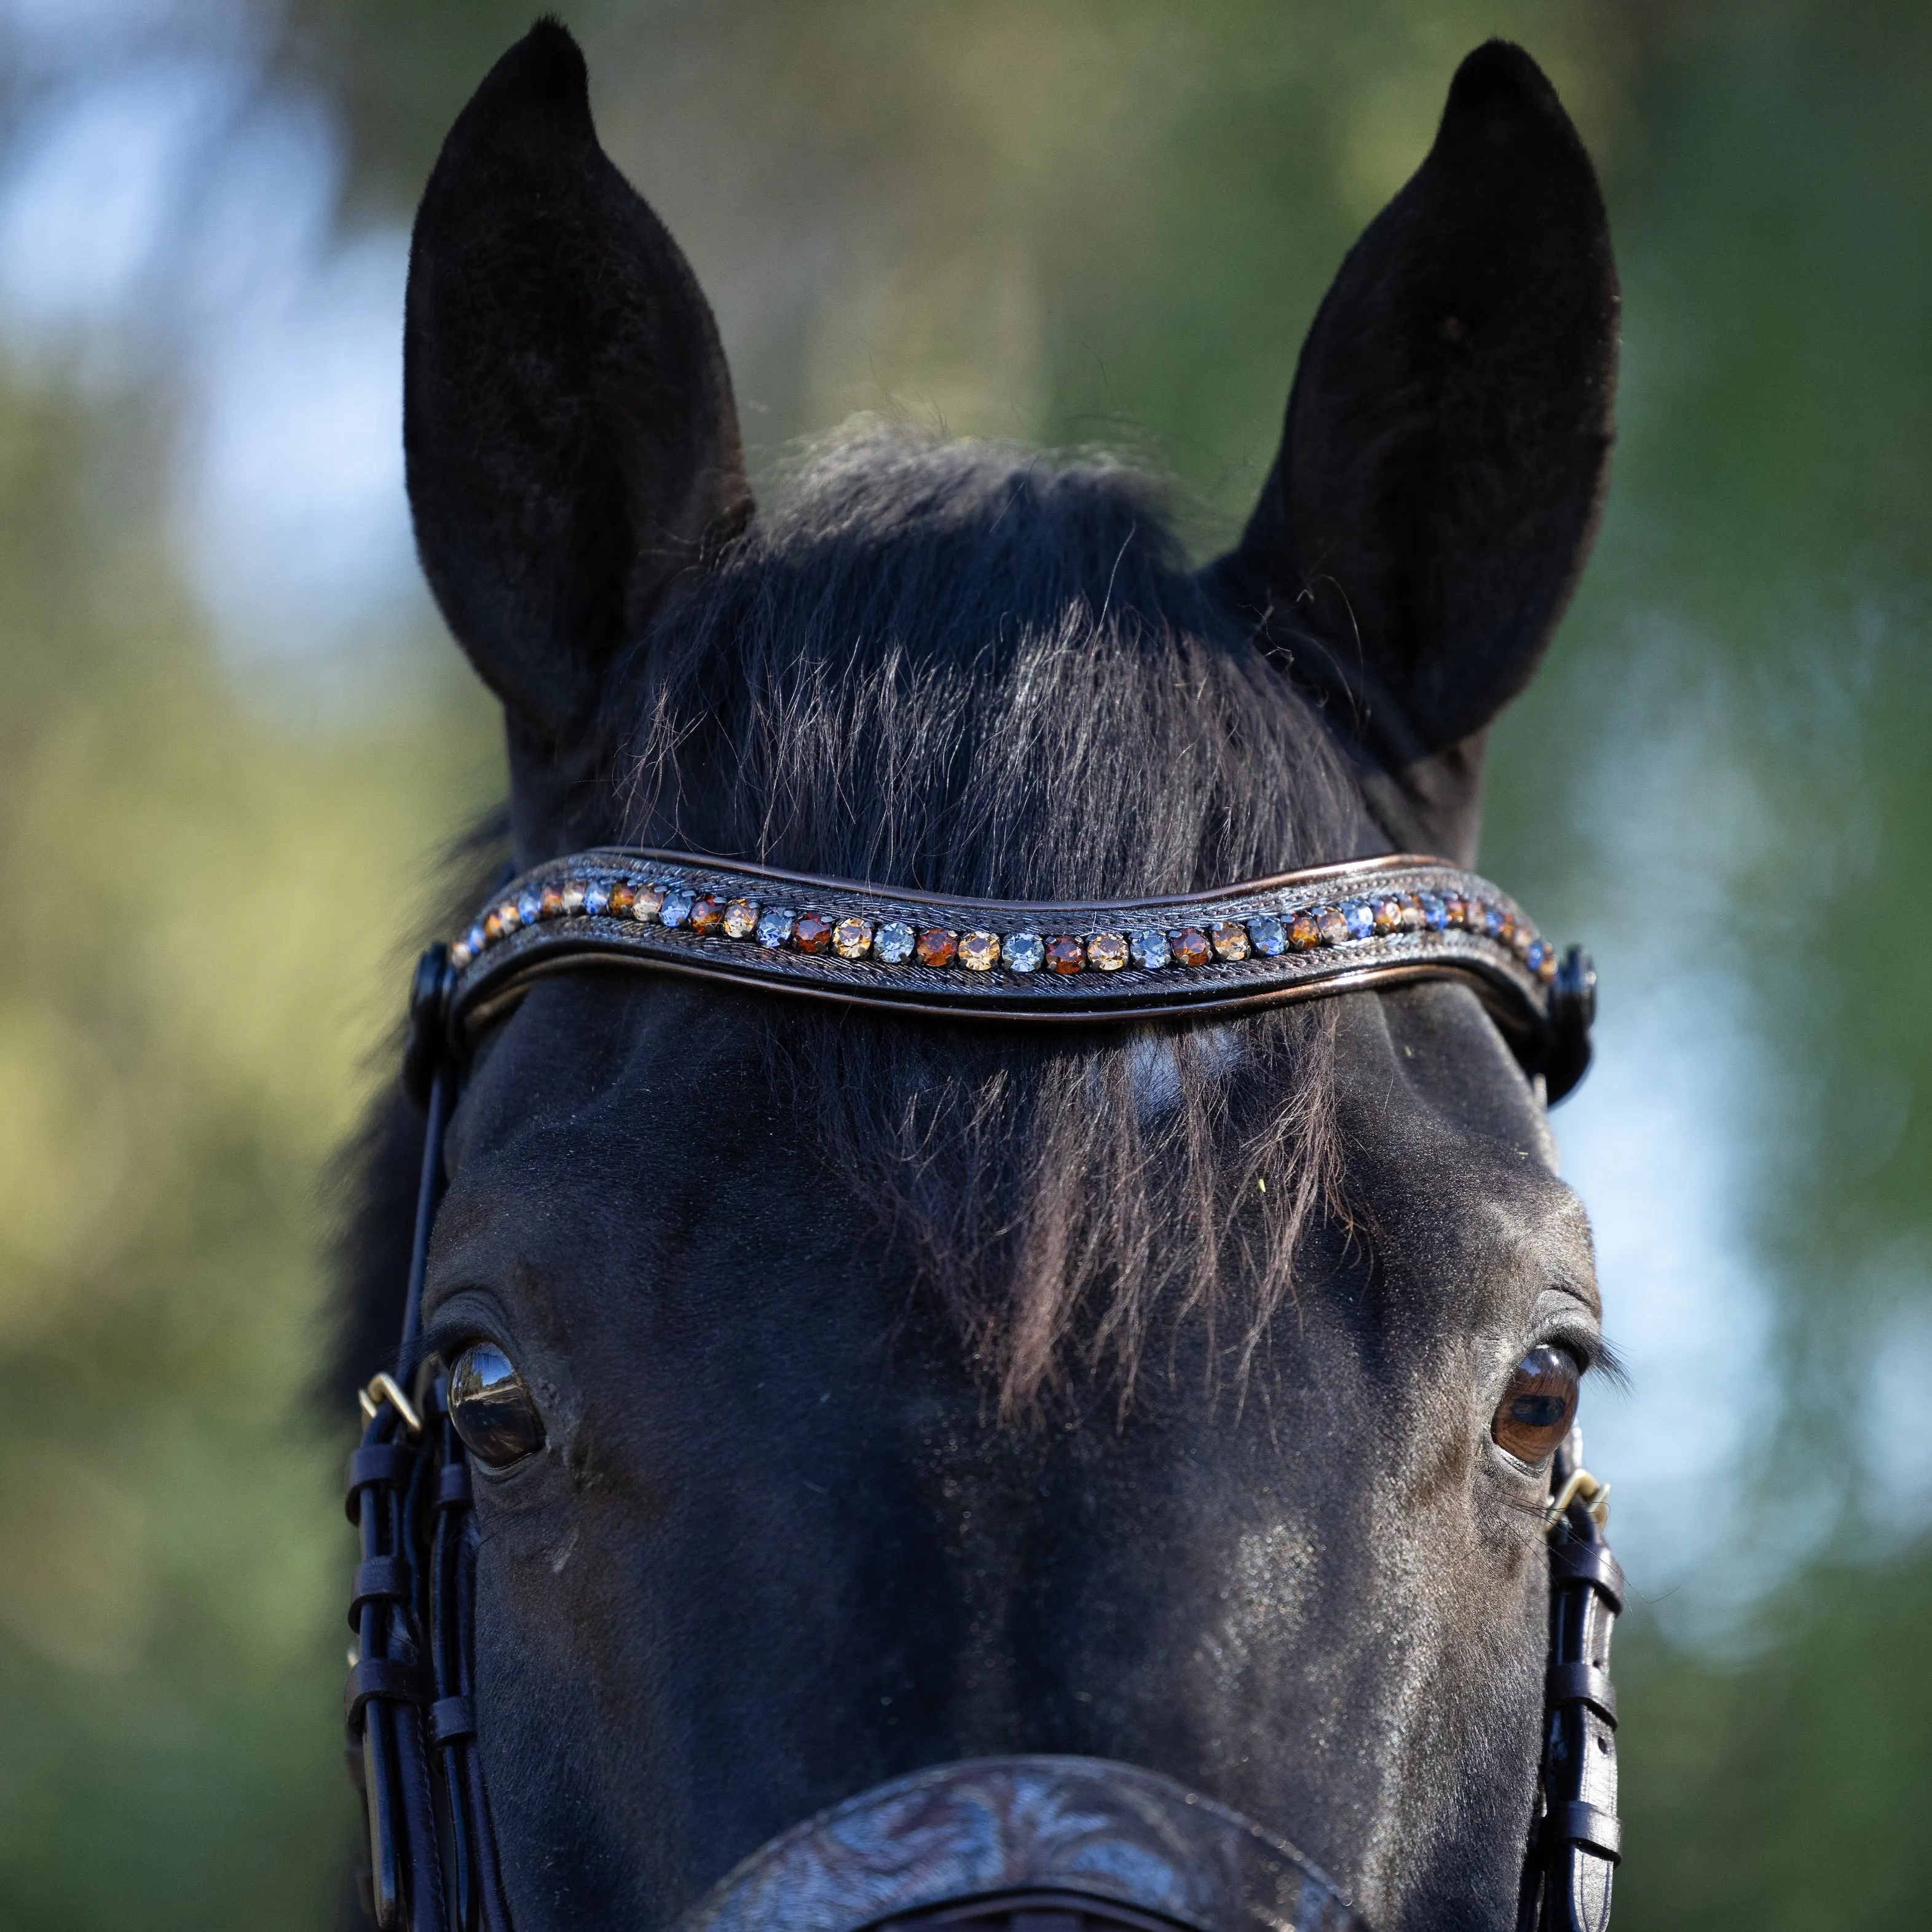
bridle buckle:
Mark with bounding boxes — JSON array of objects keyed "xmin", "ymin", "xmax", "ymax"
[
  {"xmin": 357, "ymin": 1370, "xmax": 424, "ymax": 1438},
  {"xmin": 1544, "ymin": 1463, "xmax": 1611, "ymax": 1533}
]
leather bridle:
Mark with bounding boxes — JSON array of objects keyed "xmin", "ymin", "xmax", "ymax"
[{"xmin": 343, "ymin": 848, "xmax": 1620, "ymax": 1932}]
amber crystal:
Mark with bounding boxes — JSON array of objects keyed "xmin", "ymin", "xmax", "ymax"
[
  {"xmin": 1316, "ymin": 907, "xmax": 1349, "ymax": 947},
  {"xmin": 1372, "ymin": 896, "xmax": 1404, "ymax": 936},
  {"xmin": 1288, "ymin": 912, "xmax": 1320, "ymax": 952},
  {"xmin": 483, "ymin": 909, "xmax": 505, "ymax": 944},
  {"xmin": 916, "ymin": 928, "xmax": 958, "ymax": 968},
  {"xmin": 1046, "ymin": 936, "xmax": 1086, "ymax": 974},
  {"xmin": 832, "ymin": 916, "xmax": 873, "ymax": 960},
  {"xmin": 497, "ymin": 899, "xmax": 522, "ymax": 934},
  {"xmin": 722, "ymin": 897, "xmax": 760, "ymax": 940},
  {"xmin": 958, "ymin": 931, "xmax": 1001, "ymax": 972},
  {"xmin": 1210, "ymin": 920, "xmax": 1250, "ymax": 962},
  {"xmin": 607, "ymin": 882, "xmax": 637, "ymax": 919},
  {"xmin": 539, "ymin": 885, "xmax": 567, "ymax": 919},
  {"xmin": 794, "ymin": 913, "xmax": 834, "ymax": 955},
  {"xmin": 1170, "ymin": 927, "xmax": 1212, "ymax": 968},
  {"xmin": 1086, "ymin": 932, "xmax": 1129, "ymax": 972},
  {"xmin": 689, "ymin": 895, "xmax": 727, "ymax": 934},
  {"xmin": 632, "ymin": 884, "xmax": 664, "ymax": 922},
  {"xmin": 1441, "ymin": 894, "xmax": 1467, "ymax": 929}
]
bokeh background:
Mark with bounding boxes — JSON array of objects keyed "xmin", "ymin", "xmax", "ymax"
[{"xmin": 1, "ymin": 0, "xmax": 1928, "ymax": 1925}]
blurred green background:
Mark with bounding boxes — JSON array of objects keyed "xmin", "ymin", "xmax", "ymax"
[{"xmin": 1, "ymin": 1, "xmax": 1928, "ymax": 1925}]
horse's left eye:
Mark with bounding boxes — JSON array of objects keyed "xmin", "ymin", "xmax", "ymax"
[
  {"xmin": 449, "ymin": 1343, "xmax": 545, "ymax": 1467},
  {"xmin": 1491, "ymin": 1345, "xmax": 1580, "ymax": 1465}
]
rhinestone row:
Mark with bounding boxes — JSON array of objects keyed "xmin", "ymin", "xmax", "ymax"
[{"xmin": 452, "ymin": 878, "xmax": 1559, "ymax": 984}]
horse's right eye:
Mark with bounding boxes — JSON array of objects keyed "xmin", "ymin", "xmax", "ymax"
[
  {"xmin": 1491, "ymin": 1345, "xmax": 1580, "ymax": 1466},
  {"xmin": 449, "ymin": 1343, "xmax": 546, "ymax": 1467}
]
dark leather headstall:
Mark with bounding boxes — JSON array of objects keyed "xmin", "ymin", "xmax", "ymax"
[{"xmin": 344, "ymin": 850, "xmax": 1618, "ymax": 1932}]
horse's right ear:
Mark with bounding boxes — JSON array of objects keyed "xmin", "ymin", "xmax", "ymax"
[
  {"xmin": 404, "ymin": 21, "xmax": 749, "ymax": 755},
  {"xmin": 1210, "ymin": 41, "xmax": 1617, "ymax": 864}
]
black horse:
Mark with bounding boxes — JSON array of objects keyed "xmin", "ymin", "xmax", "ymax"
[{"xmin": 341, "ymin": 20, "xmax": 1618, "ymax": 1932}]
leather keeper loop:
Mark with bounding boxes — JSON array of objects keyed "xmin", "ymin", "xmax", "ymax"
[
  {"xmin": 1545, "ymin": 1660, "xmax": 1617, "ymax": 1724},
  {"xmin": 1541, "ymin": 1800, "xmax": 1622, "ymax": 1862},
  {"xmin": 344, "ymin": 1443, "xmax": 415, "ymax": 1514},
  {"xmin": 431, "ymin": 1695, "xmax": 476, "ymax": 1745},
  {"xmin": 436, "ymin": 1462, "xmax": 473, "ymax": 1510},
  {"xmin": 1548, "ymin": 1538, "xmax": 1625, "ymax": 1611},
  {"xmin": 349, "ymin": 1558, "xmax": 409, "ymax": 1619},
  {"xmin": 344, "ymin": 1656, "xmax": 428, "ymax": 1728}
]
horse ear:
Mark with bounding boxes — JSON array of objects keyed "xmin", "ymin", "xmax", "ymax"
[
  {"xmin": 404, "ymin": 22, "xmax": 749, "ymax": 773},
  {"xmin": 1210, "ymin": 41, "xmax": 1617, "ymax": 862}
]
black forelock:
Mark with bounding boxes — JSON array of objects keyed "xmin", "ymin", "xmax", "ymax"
[
  {"xmin": 610, "ymin": 424, "xmax": 1370, "ymax": 896},
  {"xmin": 585, "ymin": 425, "xmax": 1370, "ymax": 1413}
]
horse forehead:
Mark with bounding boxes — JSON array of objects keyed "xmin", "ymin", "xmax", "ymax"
[
  {"xmin": 443, "ymin": 973, "xmax": 1593, "ymax": 1317},
  {"xmin": 440, "ymin": 978, "xmax": 859, "ymax": 1236},
  {"xmin": 1330, "ymin": 982, "xmax": 1594, "ymax": 1291}
]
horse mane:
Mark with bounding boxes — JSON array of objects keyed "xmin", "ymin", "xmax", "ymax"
[{"xmin": 339, "ymin": 425, "xmax": 1363, "ymax": 1417}]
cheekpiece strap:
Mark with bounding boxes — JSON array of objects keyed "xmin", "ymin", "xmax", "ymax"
[{"xmin": 440, "ymin": 847, "xmax": 1596, "ymax": 1100}]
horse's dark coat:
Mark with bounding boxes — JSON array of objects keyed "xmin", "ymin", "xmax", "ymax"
[{"xmin": 342, "ymin": 20, "xmax": 1617, "ymax": 1931}]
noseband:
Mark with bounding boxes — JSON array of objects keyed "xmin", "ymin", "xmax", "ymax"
[{"xmin": 344, "ymin": 849, "xmax": 1619, "ymax": 1932}]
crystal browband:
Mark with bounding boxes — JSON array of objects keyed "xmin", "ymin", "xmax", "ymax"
[{"xmin": 436, "ymin": 848, "xmax": 1596, "ymax": 1099}]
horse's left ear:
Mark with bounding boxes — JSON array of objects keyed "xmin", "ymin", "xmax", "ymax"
[{"xmin": 1208, "ymin": 41, "xmax": 1618, "ymax": 863}]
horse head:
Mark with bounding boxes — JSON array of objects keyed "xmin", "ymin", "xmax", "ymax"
[{"xmin": 346, "ymin": 22, "xmax": 1620, "ymax": 1931}]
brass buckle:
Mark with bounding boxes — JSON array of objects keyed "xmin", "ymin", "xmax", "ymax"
[
  {"xmin": 358, "ymin": 1371, "xmax": 424, "ymax": 1438},
  {"xmin": 1544, "ymin": 1465, "xmax": 1611, "ymax": 1533}
]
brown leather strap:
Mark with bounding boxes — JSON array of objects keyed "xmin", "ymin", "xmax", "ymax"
[{"xmin": 441, "ymin": 846, "xmax": 1594, "ymax": 1097}]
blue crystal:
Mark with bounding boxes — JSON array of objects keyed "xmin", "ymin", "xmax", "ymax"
[
  {"xmin": 1246, "ymin": 915, "xmax": 1287, "ymax": 957},
  {"xmin": 1525, "ymin": 939, "xmax": 1548, "ymax": 972},
  {"xmin": 1484, "ymin": 904, "xmax": 1508, "ymax": 937},
  {"xmin": 873, "ymin": 921, "xmax": 916, "ymax": 964},
  {"xmin": 1004, "ymin": 932, "xmax": 1046, "ymax": 973},
  {"xmin": 756, "ymin": 906, "xmax": 795, "ymax": 948},
  {"xmin": 1129, "ymin": 929, "xmax": 1170, "ymax": 971},
  {"xmin": 660, "ymin": 889, "xmax": 695, "ymax": 929},
  {"xmin": 1343, "ymin": 900, "xmax": 1375, "ymax": 940},
  {"xmin": 465, "ymin": 924, "xmax": 486, "ymax": 956},
  {"xmin": 583, "ymin": 881, "xmax": 610, "ymax": 917},
  {"xmin": 517, "ymin": 889, "xmax": 543, "ymax": 925},
  {"xmin": 1419, "ymin": 893, "xmax": 1448, "ymax": 931}
]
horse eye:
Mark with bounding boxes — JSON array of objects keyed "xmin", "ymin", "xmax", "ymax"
[
  {"xmin": 1491, "ymin": 1344, "xmax": 1580, "ymax": 1466},
  {"xmin": 448, "ymin": 1343, "xmax": 545, "ymax": 1467}
]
